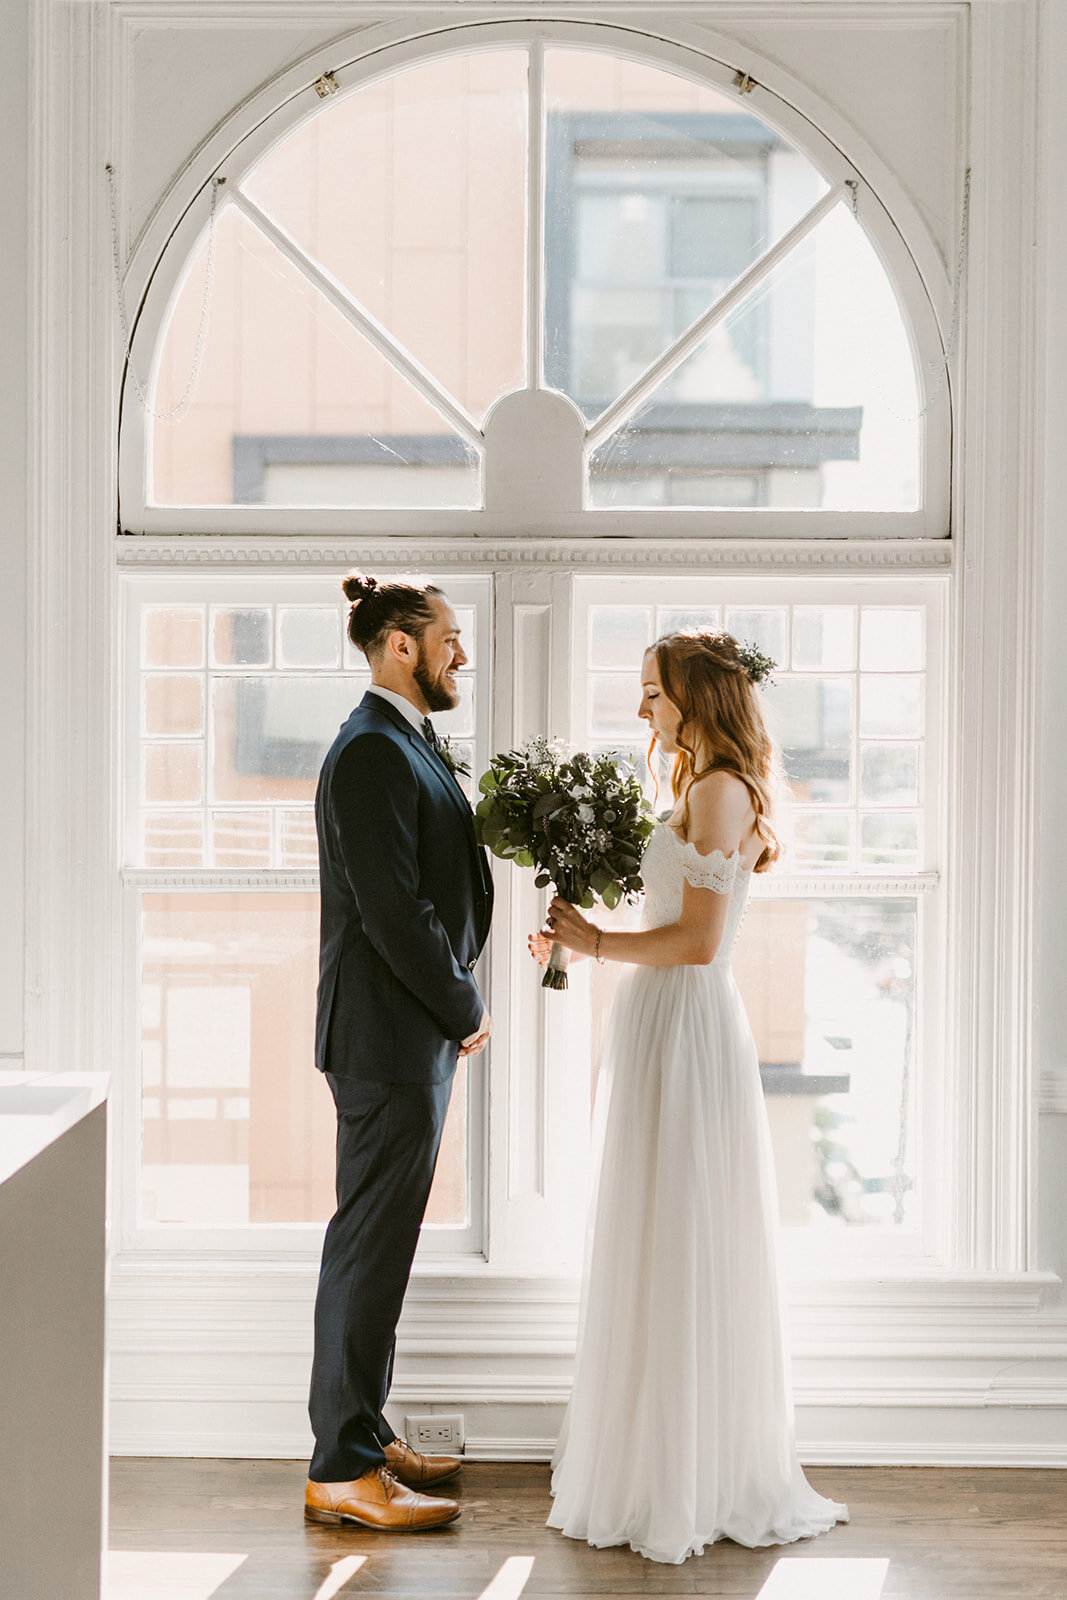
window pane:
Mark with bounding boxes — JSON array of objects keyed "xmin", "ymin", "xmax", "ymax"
[
  {"xmin": 143, "ymin": 743, "xmax": 203, "ymax": 805},
  {"xmin": 861, "ymin": 607, "xmax": 924, "ymax": 672},
  {"xmin": 733, "ymin": 897, "xmax": 918, "ymax": 1227},
  {"xmin": 210, "ymin": 677, "xmax": 362, "ymax": 804},
  {"xmin": 765, "ymin": 676, "xmax": 852, "ymax": 804},
  {"xmin": 212, "ymin": 607, "xmax": 272, "ymax": 668},
  {"xmin": 277, "ymin": 607, "xmax": 342, "ymax": 669},
  {"xmin": 151, "ymin": 207, "xmax": 482, "ymax": 508},
  {"xmin": 143, "ymin": 606, "xmax": 204, "ymax": 669},
  {"xmin": 453, "ymin": 606, "xmax": 477, "ymax": 668},
  {"xmin": 860, "ymin": 812, "xmax": 920, "ymax": 870},
  {"xmin": 588, "ymin": 605, "xmax": 653, "ymax": 668},
  {"xmin": 143, "ymin": 675, "xmax": 204, "ymax": 738},
  {"xmin": 140, "ymin": 894, "xmax": 467, "ymax": 1226},
  {"xmin": 860, "ymin": 675, "xmax": 923, "ymax": 739},
  {"xmin": 791, "ymin": 809, "xmax": 852, "ymax": 869},
  {"xmin": 657, "ymin": 606, "xmax": 721, "ymax": 635},
  {"xmin": 143, "ymin": 811, "xmax": 205, "ymax": 869},
  {"xmin": 589, "ymin": 673, "xmax": 644, "ymax": 738},
  {"xmin": 544, "ymin": 48, "xmax": 829, "ymax": 419},
  {"xmin": 211, "ymin": 810, "xmax": 272, "ymax": 869},
  {"xmin": 860, "ymin": 742, "xmax": 920, "ymax": 806},
  {"xmin": 240, "ymin": 52, "xmax": 528, "ymax": 425},
  {"xmin": 792, "ymin": 606, "xmax": 856, "ymax": 672},
  {"xmin": 435, "ymin": 673, "xmax": 475, "ymax": 739},
  {"xmin": 724, "ymin": 606, "xmax": 788, "ymax": 666},
  {"xmin": 279, "ymin": 808, "xmax": 318, "ymax": 868},
  {"xmin": 588, "ymin": 204, "xmax": 920, "ymax": 511}
]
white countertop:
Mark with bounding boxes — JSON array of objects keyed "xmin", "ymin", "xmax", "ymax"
[{"xmin": 0, "ymin": 1072, "xmax": 109, "ymax": 1188}]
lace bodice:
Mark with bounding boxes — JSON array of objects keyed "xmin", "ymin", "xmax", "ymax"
[{"xmin": 640, "ymin": 818, "xmax": 753, "ymax": 965}]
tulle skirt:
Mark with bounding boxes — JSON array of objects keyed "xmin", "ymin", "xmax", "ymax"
[{"xmin": 548, "ymin": 960, "xmax": 848, "ymax": 1564}]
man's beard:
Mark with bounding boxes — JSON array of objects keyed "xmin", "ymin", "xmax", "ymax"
[{"xmin": 413, "ymin": 642, "xmax": 459, "ymax": 713}]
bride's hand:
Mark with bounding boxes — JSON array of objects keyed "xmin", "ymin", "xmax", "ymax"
[
  {"xmin": 545, "ymin": 896, "xmax": 597, "ymax": 958},
  {"xmin": 527, "ymin": 931, "xmax": 551, "ymax": 969}
]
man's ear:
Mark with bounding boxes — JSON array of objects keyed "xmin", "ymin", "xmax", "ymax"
[{"xmin": 385, "ymin": 628, "xmax": 415, "ymax": 664}]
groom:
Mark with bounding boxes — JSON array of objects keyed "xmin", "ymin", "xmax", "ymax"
[{"xmin": 305, "ymin": 573, "xmax": 493, "ymax": 1531}]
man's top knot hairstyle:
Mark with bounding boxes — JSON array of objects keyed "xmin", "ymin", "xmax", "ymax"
[
  {"xmin": 342, "ymin": 571, "xmax": 443, "ymax": 660},
  {"xmin": 342, "ymin": 573, "xmax": 378, "ymax": 603}
]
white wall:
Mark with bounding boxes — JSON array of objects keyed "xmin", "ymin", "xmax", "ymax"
[
  {"xmin": 1036, "ymin": 0, "xmax": 1067, "ymax": 1305},
  {"xmin": 0, "ymin": 0, "xmax": 28, "ymax": 1065}
]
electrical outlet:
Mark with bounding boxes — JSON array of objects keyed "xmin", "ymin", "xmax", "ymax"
[{"xmin": 405, "ymin": 1413, "xmax": 465, "ymax": 1451}]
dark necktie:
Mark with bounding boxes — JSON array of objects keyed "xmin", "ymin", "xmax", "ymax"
[{"xmin": 422, "ymin": 717, "xmax": 442, "ymax": 754}]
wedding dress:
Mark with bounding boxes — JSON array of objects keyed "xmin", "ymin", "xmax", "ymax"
[{"xmin": 548, "ymin": 818, "xmax": 848, "ymax": 1564}]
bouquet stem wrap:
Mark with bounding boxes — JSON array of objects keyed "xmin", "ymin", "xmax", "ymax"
[{"xmin": 544, "ymin": 940, "xmax": 571, "ymax": 991}]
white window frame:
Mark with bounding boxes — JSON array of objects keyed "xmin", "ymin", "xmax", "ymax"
[
  {"xmin": 115, "ymin": 19, "xmax": 952, "ymax": 541},
  {"xmin": 115, "ymin": 570, "xmax": 494, "ymax": 1260}
]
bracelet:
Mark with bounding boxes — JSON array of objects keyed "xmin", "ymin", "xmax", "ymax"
[{"xmin": 594, "ymin": 927, "xmax": 604, "ymax": 964}]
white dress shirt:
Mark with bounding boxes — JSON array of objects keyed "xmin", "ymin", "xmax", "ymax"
[{"xmin": 367, "ymin": 683, "xmax": 433, "ymax": 740}]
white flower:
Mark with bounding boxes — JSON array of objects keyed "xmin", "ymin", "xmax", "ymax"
[{"xmin": 577, "ymin": 804, "xmax": 594, "ymax": 823}]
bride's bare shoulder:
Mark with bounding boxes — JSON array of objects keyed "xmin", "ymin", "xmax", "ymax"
[{"xmin": 684, "ymin": 770, "xmax": 755, "ymax": 846}]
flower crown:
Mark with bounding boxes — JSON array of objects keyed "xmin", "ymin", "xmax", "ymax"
[{"xmin": 736, "ymin": 641, "xmax": 777, "ymax": 688}]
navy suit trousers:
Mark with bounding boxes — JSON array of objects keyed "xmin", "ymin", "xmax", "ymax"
[{"xmin": 308, "ymin": 1072, "xmax": 453, "ymax": 1483}]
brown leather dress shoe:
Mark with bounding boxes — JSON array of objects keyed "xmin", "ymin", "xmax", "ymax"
[
  {"xmin": 305, "ymin": 1467, "xmax": 460, "ymax": 1530},
  {"xmin": 384, "ymin": 1436, "xmax": 462, "ymax": 1488}
]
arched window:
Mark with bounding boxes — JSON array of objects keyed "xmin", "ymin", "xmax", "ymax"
[
  {"xmin": 120, "ymin": 27, "xmax": 948, "ymax": 536},
  {"xmin": 117, "ymin": 24, "xmax": 952, "ymax": 1263}
]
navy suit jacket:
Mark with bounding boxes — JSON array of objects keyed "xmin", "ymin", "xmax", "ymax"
[{"xmin": 314, "ymin": 691, "xmax": 494, "ymax": 1084}]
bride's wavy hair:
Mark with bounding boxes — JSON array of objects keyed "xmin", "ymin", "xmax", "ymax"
[{"xmin": 649, "ymin": 631, "xmax": 785, "ymax": 873}]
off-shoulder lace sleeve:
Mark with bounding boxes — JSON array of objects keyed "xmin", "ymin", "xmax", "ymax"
[{"xmin": 676, "ymin": 838, "xmax": 742, "ymax": 895}]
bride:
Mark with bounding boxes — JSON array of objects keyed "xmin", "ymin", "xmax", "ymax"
[{"xmin": 530, "ymin": 629, "xmax": 848, "ymax": 1565}]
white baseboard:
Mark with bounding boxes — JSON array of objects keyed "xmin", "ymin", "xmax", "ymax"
[{"xmin": 106, "ymin": 1260, "xmax": 1067, "ymax": 1466}]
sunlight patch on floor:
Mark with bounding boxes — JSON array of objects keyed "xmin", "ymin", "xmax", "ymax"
[
  {"xmin": 312, "ymin": 1555, "xmax": 368, "ymax": 1600},
  {"xmin": 106, "ymin": 1552, "xmax": 248, "ymax": 1599},
  {"xmin": 478, "ymin": 1555, "xmax": 536, "ymax": 1600},
  {"xmin": 756, "ymin": 1557, "xmax": 890, "ymax": 1600}
]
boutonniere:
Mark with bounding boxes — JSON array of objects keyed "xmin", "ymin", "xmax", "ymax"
[{"xmin": 438, "ymin": 737, "xmax": 471, "ymax": 784}]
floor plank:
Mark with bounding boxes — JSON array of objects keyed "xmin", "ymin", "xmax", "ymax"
[{"xmin": 106, "ymin": 1459, "xmax": 1067, "ymax": 1599}]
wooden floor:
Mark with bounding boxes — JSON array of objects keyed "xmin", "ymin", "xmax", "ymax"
[{"xmin": 107, "ymin": 1458, "xmax": 1067, "ymax": 1599}]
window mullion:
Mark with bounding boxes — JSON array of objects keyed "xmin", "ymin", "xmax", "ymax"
[
  {"xmin": 527, "ymin": 39, "xmax": 545, "ymax": 388},
  {"xmin": 227, "ymin": 187, "xmax": 483, "ymax": 450},
  {"xmin": 585, "ymin": 181, "xmax": 847, "ymax": 453}
]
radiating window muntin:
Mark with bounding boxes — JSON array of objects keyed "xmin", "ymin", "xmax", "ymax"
[
  {"xmin": 144, "ymin": 37, "xmax": 927, "ymax": 518},
  {"xmin": 574, "ymin": 577, "xmax": 944, "ymax": 1234}
]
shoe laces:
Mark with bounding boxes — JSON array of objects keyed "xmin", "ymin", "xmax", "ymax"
[{"xmin": 375, "ymin": 1465, "xmax": 397, "ymax": 1498}]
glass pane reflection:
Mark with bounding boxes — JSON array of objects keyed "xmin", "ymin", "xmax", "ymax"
[{"xmin": 140, "ymin": 893, "xmax": 468, "ymax": 1227}]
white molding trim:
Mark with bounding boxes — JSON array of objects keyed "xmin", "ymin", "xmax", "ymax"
[
  {"xmin": 106, "ymin": 1259, "xmax": 1067, "ymax": 1462},
  {"xmin": 1040, "ymin": 1071, "xmax": 1067, "ymax": 1116},
  {"xmin": 124, "ymin": 870, "xmax": 319, "ymax": 891},
  {"xmin": 947, "ymin": 0, "xmax": 1043, "ymax": 1273},
  {"xmin": 114, "ymin": 536, "xmax": 954, "ymax": 571}
]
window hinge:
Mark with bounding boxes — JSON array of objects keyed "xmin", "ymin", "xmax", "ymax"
[
  {"xmin": 733, "ymin": 70, "xmax": 758, "ymax": 96},
  {"xmin": 313, "ymin": 71, "xmax": 339, "ymax": 99}
]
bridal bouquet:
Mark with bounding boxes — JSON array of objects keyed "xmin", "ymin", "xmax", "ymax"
[{"xmin": 474, "ymin": 738, "xmax": 655, "ymax": 990}]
